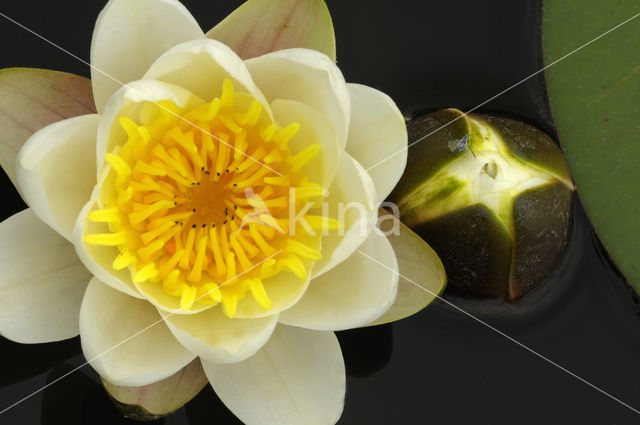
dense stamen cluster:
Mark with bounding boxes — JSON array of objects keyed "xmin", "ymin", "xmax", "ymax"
[{"xmin": 86, "ymin": 79, "xmax": 337, "ymax": 317}]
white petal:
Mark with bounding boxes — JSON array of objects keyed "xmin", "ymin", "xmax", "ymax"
[
  {"xmin": 15, "ymin": 114, "xmax": 99, "ymax": 241},
  {"xmin": 312, "ymin": 153, "xmax": 378, "ymax": 277},
  {"xmin": 96, "ymin": 79, "xmax": 203, "ymax": 177},
  {"xmin": 280, "ymin": 230, "xmax": 398, "ymax": 331},
  {"xmin": 162, "ymin": 307, "xmax": 278, "ymax": 364},
  {"xmin": 90, "ymin": 0, "xmax": 204, "ymax": 112},
  {"xmin": 202, "ymin": 324, "xmax": 345, "ymax": 425},
  {"xmin": 0, "ymin": 209, "xmax": 91, "ymax": 343},
  {"xmin": 80, "ymin": 278, "xmax": 196, "ymax": 386},
  {"xmin": 367, "ymin": 209, "xmax": 447, "ymax": 326},
  {"xmin": 245, "ymin": 48, "xmax": 350, "ymax": 149},
  {"xmin": 270, "ymin": 99, "xmax": 340, "ymax": 188},
  {"xmin": 144, "ymin": 39, "xmax": 269, "ymax": 108},
  {"xmin": 72, "ymin": 187, "xmax": 142, "ymax": 299},
  {"xmin": 345, "ymin": 84, "xmax": 408, "ymax": 204}
]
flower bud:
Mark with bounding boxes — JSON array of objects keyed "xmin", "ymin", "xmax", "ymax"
[{"xmin": 389, "ymin": 109, "xmax": 574, "ymax": 300}]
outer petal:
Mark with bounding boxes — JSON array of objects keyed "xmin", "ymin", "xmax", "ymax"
[
  {"xmin": 101, "ymin": 358, "xmax": 208, "ymax": 419},
  {"xmin": 202, "ymin": 324, "xmax": 345, "ymax": 425},
  {"xmin": 96, "ymin": 79, "xmax": 203, "ymax": 176},
  {"xmin": 312, "ymin": 153, "xmax": 378, "ymax": 277},
  {"xmin": 162, "ymin": 308, "xmax": 278, "ymax": 364},
  {"xmin": 0, "ymin": 209, "xmax": 91, "ymax": 343},
  {"xmin": 280, "ymin": 230, "xmax": 398, "ymax": 331},
  {"xmin": 271, "ymin": 99, "xmax": 340, "ymax": 188},
  {"xmin": 144, "ymin": 39, "xmax": 269, "ymax": 108},
  {"xmin": 90, "ymin": 0, "xmax": 204, "ymax": 112},
  {"xmin": 367, "ymin": 209, "xmax": 447, "ymax": 326},
  {"xmin": 206, "ymin": 0, "xmax": 336, "ymax": 61},
  {"xmin": 72, "ymin": 187, "xmax": 142, "ymax": 299},
  {"xmin": 0, "ymin": 68, "xmax": 95, "ymax": 188},
  {"xmin": 345, "ymin": 83, "xmax": 408, "ymax": 204},
  {"xmin": 245, "ymin": 48, "xmax": 350, "ymax": 148},
  {"xmin": 80, "ymin": 278, "xmax": 196, "ymax": 386},
  {"xmin": 15, "ymin": 114, "xmax": 99, "ymax": 241}
]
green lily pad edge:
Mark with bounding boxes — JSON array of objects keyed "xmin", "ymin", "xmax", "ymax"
[{"xmin": 543, "ymin": 0, "xmax": 640, "ymax": 293}]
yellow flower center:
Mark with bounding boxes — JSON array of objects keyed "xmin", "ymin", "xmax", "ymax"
[{"xmin": 85, "ymin": 79, "xmax": 337, "ymax": 317}]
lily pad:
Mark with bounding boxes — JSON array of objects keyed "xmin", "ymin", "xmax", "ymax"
[{"xmin": 543, "ymin": 1, "xmax": 640, "ymax": 292}]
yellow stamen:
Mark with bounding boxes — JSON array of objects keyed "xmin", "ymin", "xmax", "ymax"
[
  {"xmin": 89, "ymin": 79, "xmax": 333, "ymax": 314},
  {"xmin": 88, "ymin": 207, "xmax": 121, "ymax": 223},
  {"xmin": 247, "ymin": 278, "xmax": 272, "ymax": 310},
  {"xmin": 85, "ymin": 231, "xmax": 127, "ymax": 246},
  {"xmin": 221, "ymin": 292, "xmax": 238, "ymax": 318}
]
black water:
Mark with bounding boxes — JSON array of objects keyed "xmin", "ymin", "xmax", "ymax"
[{"xmin": 1, "ymin": 1, "xmax": 640, "ymax": 424}]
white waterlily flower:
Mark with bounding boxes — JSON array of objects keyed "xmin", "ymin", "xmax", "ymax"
[{"xmin": 0, "ymin": 1, "xmax": 444, "ymax": 423}]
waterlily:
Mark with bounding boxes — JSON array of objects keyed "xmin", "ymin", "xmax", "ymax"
[{"xmin": 0, "ymin": 0, "xmax": 445, "ymax": 423}]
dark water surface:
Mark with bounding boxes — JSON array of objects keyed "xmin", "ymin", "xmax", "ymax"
[{"xmin": 1, "ymin": 1, "xmax": 640, "ymax": 424}]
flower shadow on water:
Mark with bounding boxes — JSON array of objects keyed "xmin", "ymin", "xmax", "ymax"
[
  {"xmin": 42, "ymin": 362, "xmax": 161, "ymax": 425},
  {"xmin": 0, "ymin": 337, "xmax": 81, "ymax": 387},
  {"xmin": 185, "ymin": 385, "xmax": 241, "ymax": 424},
  {"xmin": 337, "ymin": 324, "xmax": 393, "ymax": 378},
  {"xmin": 4, "ymin": 323, "xmax": 392, "ymax": 424}
]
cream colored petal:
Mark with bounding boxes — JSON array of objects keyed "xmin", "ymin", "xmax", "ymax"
[
  {"xmin": 202, "ymin": 324, "xmax": 344, "ymax": 425},
  {"xmin": 280, "ymin": 229, "xmax": 398, "ymax": 331},
  {"xmin": 90, "ymin": 0, "xmax": 204, "ymax": 112},
  {"xmin": 312, "ymin": 153, "xmax": 378, "ymax": 277},
  {"xmin": 162, "ymin": 307, "xmax": 278, "ymax": 364},
  {"xmin": 80, "ymin": 278, "xmax": 196, "ymax": 386},
  {"xmin": 270, "ymin": 99, "xmax": 340, "ymax": 188},
  {"xmin": 144, "ymin": 39, "xmax": 269, "ymax": 109},
  {"xmin": 96, "ymin": 79, "xmax": 203, "ymax": 177},
  {"xmin": 206, "ymin": 0, "xmax": 336, "ymax": 61},
  {"xmin": 72, "ymin": 187, "xmax": 142, "ymax": 299},
  {"xmin": 345, "ymin": 83, "xmax": 408, "ymax": 204},
  {"xmin": 15, "ymin": 114, "xmax": 99, "ymax": 241},
  {"xmin": 245, "ymin": 48, "xmax": 350, "ymax": 148},
  {"xmin": 0, "ymin": 209, "xmax": 91, "ymax": 343},
  {"xmin": 367, "ymin": 209, "xmax": 447, "ymax": 325}
]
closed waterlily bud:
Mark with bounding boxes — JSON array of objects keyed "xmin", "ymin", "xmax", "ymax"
[
  {"xmin": 389, "ymin": 109, "xmax": 574, "ymax": 300},
  {"xmin": 101, "ymin": 359, "xmax": 208, "ymax": 421}
]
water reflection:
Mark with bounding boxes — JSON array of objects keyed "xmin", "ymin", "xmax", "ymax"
[
  {"xmin": 0, "ymin": 337, "xmax": 80, "ymax": 387},
  {"xmin": 337, "ymin": 324, "xmax": 394, "ymax": 378}
]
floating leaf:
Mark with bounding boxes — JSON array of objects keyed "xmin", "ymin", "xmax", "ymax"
[
  {"xmin": 543, "ymin": 1, "xmax": 640, "ymax": 292},
  {"xmin": 0, "ymin": 68, "xmax": 95, "ymax": 187},
  {"xmin": 102, "ymin": 358, "xmax": 208, "ymax": 421},
  {"xmin": 207, "ymin": 0, "xmax": 336, "ymax": 61}
]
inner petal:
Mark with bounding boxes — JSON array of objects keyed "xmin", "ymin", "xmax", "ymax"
[{"xmin": 85, "ymin": 79, "xmax": 336, "ymax": 317}]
